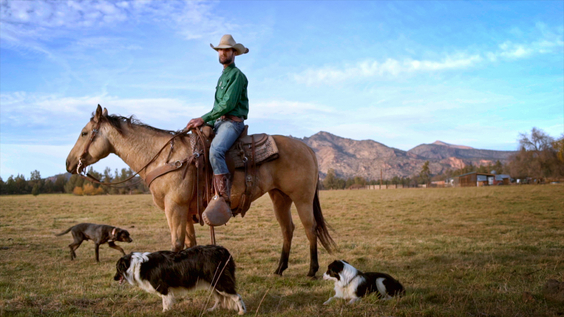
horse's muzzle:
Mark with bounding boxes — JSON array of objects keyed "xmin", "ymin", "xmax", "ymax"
[{"xmin": 66, "ymin": 159, "xmax": 77, "ymax": 174}]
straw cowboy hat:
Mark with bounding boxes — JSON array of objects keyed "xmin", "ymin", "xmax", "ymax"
[{"xmin": 210, "ymin": 34, "xmax": 249, "ymax": 56}]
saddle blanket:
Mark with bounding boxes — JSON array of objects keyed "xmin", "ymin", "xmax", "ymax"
[{"xmin": 226, "ymin": 134, "xmax": 279, "ymax": 168}]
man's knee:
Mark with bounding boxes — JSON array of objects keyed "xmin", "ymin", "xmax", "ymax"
[
  {"xmin": 210, "ymin": 147, "xmax": 225, "ymax": 162},
  {"xmin": 209, "ymin": 147, "xmax": 227, "ymax": 173}
]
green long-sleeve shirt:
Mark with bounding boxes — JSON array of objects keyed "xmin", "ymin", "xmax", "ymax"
[{"xmin": 201, "ymin": 63, "xmax": 249, "ymax": 125}]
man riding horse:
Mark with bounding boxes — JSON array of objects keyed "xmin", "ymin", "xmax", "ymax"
[{"xmin": 185, "ymin": 34, "xmax": 250, "ymax": 226}]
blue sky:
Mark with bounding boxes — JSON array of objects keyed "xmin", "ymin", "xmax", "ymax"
[{"xmin": 1, "ymin": 0, "xmax": 563, "ymax": 180}]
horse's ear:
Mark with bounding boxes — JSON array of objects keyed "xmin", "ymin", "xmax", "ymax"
[
  {"xmin": 103, "ymin": 107, "xmax": 108, "ymax": 117},
  {"xmin": 94, "ymin": 104, "xmax": 103, "ymax": 122}
]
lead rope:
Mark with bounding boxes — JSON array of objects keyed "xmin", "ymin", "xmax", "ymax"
[
  {"xmin": 193, "ymin": 129, "xmax": 216, "ymax": 245},
  {"xmin": 188, "ymin": 129, "xmax": 215, "ymax": 244}
]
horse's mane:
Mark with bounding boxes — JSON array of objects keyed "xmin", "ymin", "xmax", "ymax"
[{"xmin": 92, "ymin": 113, "xmax": 179, "ymax": 135}]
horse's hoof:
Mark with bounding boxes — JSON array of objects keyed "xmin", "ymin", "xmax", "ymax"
[{"xmin": 274, "ymin": 264, "xmax": 287, "ymax": 276}]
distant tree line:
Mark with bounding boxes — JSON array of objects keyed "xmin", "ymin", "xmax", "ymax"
[
  {"xmin": 321, "ymin": 168, "xmax": 421, "ymax": 190},
  {"xmin": 0, "ymin": 167, "xmax": 149, "ymax": 196},
  {"xmin": 3, "ymin": 128, "xmax": 561, "ymax": 195}
]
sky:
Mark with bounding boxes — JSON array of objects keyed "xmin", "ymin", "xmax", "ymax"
[{"xmin": 1, "ymin": 0, "xmax": 563, "ymax": 180}]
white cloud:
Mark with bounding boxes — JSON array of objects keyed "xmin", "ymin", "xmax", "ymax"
[
  {"xmin": 294, "ymin": 54, "xmax": 482, "ymax": 85},
  {"xmin": 0, "ymin": 92, "xmax": 208, "ymax": 137},
  {"xmin": 293, "ymin": 25, "xmax": 563, "ymax": 86},
  {"xmin": 0, "ymin": 0, "xmax": 234, "ymax": 43},
  {"xmin": 498, "ymin": 42, "xmax": 532, "ymax": 58}
]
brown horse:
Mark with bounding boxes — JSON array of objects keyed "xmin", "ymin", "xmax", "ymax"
[{"xmin": 66, "ymin": 105, "xmax": 335, "ymax": 276}]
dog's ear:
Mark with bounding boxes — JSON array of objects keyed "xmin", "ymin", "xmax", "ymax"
[{"xmin": 116, "ymin": 256, "xmax": 130, "ymax": 273}]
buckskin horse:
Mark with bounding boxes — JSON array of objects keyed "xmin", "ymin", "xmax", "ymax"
[{"xmin": 66, "ymin": 105, "xmax": 335, "ymax": 276}]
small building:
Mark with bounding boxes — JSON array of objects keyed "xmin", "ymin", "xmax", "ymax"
[
  {"xmin": 494, "ymin": 174, "xmax": 511, "ymax": 185},
  {"xmin": 454, "ymin": 172, "xmax": 496, "ymax": 187}
]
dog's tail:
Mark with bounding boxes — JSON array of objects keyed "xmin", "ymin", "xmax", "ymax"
[
  {"xmin": 313, "ymin": 181, "xmax": 337, "ymax": 254},
  {"xmin": 55, "ymin": 226, "xmax": 73, "ymax": 236}
]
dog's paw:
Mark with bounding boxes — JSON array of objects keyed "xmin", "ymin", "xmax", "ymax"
[{"xmin": 347, "ymin": 298, "xmax": 360, "ymax": 305}]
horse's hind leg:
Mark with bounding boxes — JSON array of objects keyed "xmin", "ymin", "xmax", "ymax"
[
  {"xmin": 268, "ymin": 189, "xmax": 294, "ymax": 276},
  {"xmin": 293, "ymin": 199, "xmax": 319, "ymax": 277}
]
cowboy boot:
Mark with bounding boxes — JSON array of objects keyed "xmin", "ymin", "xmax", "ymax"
[
  {"xmin": 202, "ymin": 174, "xmax": 233, "ymax": 226},
  {"xmin": 214, "ymin": 173, "xmax": 232, "ymax": 203}
]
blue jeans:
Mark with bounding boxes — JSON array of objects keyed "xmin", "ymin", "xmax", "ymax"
[{"xmin": 210, "ymin": 119, "xmax": 245, "ymax": 175}]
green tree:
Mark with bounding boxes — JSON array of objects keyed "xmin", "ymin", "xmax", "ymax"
[
  {"xmin": 353, "ymin": 176, "xmax": 366, "ymax": 186},
  {"xmin": 345, "ymin": 177, "xmax": 355, "ymax": 188},
  {"xmin": 323, "ymin": 169, "xmax": 339, "ymax": 190},
  {"xmin": 419, "ymin": 161, "xmax": 431, "ymax": 185},
  {"xmin": 29, "ymin": 170, "xmax": 43, "ymax": 194},
  {"xmin": 31, "ymin": 184, "xmax": 41, "ymax": 196},
  {"xmin": 54, "ymin": 174, "xmax": 67, "ymax": 193},
  {"xmin": 4, "ymin": 176, "xmax": 16, "ymax": 194},
  {"xmin": 493, "ymin": 160, "xmax": 503, "ymax": 174},
  {"xmin": 43, "ymin": 179, "xmax": 55, "ymax": 193},
  {"xmin": 14, "ymin": 174, "xmax": 29, "ymax": 194},
  {"xmin": 65, "ymin": 174, "xmax": 84, "ymax": 193}
]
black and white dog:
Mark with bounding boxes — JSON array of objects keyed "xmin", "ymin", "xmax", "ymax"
[
  {"xmin": 323, "ymin": 260, "xmax": 405, "ymax": 305},
  {"xmin": 113, "ymin": 245, "xmax": 246, "ymax": 314}
]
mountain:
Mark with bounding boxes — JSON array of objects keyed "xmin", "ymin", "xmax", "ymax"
[
  {"xmin": 45, "ymin": 173, "xmax": 72, "ymax": 182},
  {"xmin": 298, "ymin": 131, "xmax": 515, "ymax": 180}
]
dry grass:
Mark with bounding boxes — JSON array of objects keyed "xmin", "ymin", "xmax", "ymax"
[{"xmin": 1, "ymin": 185, "xmax": 563, "ymax": 316}]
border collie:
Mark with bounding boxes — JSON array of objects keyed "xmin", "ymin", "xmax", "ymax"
[
  {"xmin": 113, "ymin": 245, "xmax": 246, "ymax": 314},
  {"xmin": 322, "ymin": 260, "xmax": 405, "ymax": 305}
]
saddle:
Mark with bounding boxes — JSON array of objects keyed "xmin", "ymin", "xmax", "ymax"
[
  {"xmin": 204, "ymin": 125, "xmax": 279, "ymax": 219},
  {"xmin": 225, "ymin": 126, "xmax": 279, "ymax": 170},
  {"xmin": 144, "ymin": 125, "xmax": 279, "ymax": 226}
]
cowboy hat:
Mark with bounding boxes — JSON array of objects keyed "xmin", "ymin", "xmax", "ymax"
[{"xmin": 210, "ymin": 34, "xmax": 249, "ymax": 56}]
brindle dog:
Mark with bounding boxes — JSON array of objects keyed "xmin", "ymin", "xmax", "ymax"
[{"xmin": 56, "ymin": 223, "xmax": 133, "ymax": 262}]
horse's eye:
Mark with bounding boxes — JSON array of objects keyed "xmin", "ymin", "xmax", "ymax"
[{"xmin": 81, "ymin": 132, "xmax": 88, "ymax": 137}]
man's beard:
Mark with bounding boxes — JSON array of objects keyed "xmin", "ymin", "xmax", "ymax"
[{"xmin": 219, "ymin": 55, "xmax": 234, "ymax": 65}]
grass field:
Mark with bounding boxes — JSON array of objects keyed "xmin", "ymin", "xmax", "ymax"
[{"xmin": 1, "ymin": 185, "xmax": 563, "ymax": 316}]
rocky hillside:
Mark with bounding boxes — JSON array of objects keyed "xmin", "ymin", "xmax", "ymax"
[{"xmin": 298, "ymin": 132, "xmax": 515, "ymax": 180}]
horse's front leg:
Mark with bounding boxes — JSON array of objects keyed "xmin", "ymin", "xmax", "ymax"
[
  {"xmin": 165, "ymin": 202, "xmax": 188, "ymax": 252},
  {"xmin": 185, "ymin": 217, "xmax": 197, "ymax": 247}
]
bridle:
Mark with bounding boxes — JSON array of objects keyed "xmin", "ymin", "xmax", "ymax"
[
  {"xmin": 76, "ymin": 119, "xmax": 102, "ymax": 176},
  {"xmin": 75, "ymin": 118, "xmax": 191, "ymax": 186}
]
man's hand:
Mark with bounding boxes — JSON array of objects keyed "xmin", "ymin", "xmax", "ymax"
[{"xmin": 185, "ymin": 118, "xmax": 204, "ymax": 131}]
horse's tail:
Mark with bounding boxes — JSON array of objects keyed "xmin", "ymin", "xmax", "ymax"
[
  {"xmin": 55, "ymin": 226, "xmax": 73, "ymax": 236},
  {"xmin": 313, "ymin": 181, "xmax": 337, "ymax": 254}
]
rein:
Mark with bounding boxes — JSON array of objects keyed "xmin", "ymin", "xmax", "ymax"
[{"xmin": 76, "ymin": 120, "xmax": 190, "ymax": 187}]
